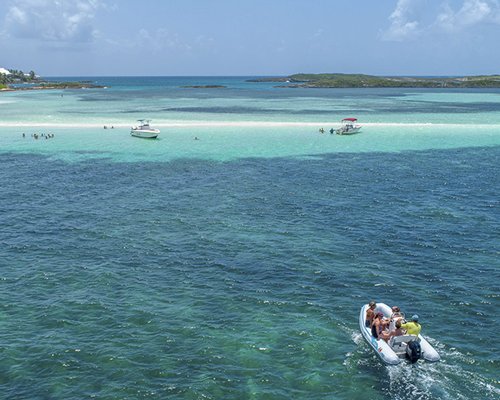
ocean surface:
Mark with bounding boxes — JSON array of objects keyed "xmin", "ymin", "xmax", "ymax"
[{"xmin": 0, "ymin": 77, "xmax": 499, "ymax": 399}]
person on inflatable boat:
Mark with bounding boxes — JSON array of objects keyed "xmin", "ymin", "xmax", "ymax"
[
  {"xmin": 379, "ymin": 319, "xmax": 404, "ymax": 342},
  {"xmin": 389, "ymin": 305, "xmax": 404, "ymax": 332},
  {"xmin": 371, "ymin": 312, "xmax": 389, "ymax": 338},
  {"xmin": 401, "ymin": 314, "xmax": 422, "ymax": 336},
  {"xmin": 366, "ymin": 301, "xmax": 377, "ymax": 327},
  {"xmin": 390, "ymin": 305, "xmax": 403, "ymax": 319}
]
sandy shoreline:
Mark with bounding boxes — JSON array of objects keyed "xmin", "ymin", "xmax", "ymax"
[{"xmin": 0, "ymin": 121, "xmax": 498, "ymax": 129}]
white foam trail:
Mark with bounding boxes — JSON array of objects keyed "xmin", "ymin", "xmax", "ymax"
[{"xmin": 351, "ymin": 330, "xmax": 499, "ymax": 400}]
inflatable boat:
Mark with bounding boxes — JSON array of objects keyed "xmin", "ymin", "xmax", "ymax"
[{"xmin": 359, "ymin": 303, "xmax": 440, "ymax": 365}]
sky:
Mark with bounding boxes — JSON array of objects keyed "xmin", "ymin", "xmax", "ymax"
[{"xmin": 1, "ymin": 0, "xmax": 500, "ymax": 76}]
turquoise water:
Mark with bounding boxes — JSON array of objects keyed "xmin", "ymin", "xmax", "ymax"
[{"xmin": 0, "ymin": 77, "xmax": 499, "ymax": 399}]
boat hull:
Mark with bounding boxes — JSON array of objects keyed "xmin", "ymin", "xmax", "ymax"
[
  {"xmin": 359, "ymin": 303, "xmax": 440, "ymax": 365},
  {"xmin": 336, "ymin": 126, "xmax": 362, "ymax": 135},
  {"xmin": 130, "ymin": 129, "xmax": 160, "ymax": 139}
]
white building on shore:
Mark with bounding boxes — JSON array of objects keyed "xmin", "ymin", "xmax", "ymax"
[{"xmin": 0, "ymin": 67, "xmax": 11, "ymax": 75}]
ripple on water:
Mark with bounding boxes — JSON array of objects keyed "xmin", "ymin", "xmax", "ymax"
[{"xmin": 0, "ymin": 146, "xmax": 498, "ymax": 399}]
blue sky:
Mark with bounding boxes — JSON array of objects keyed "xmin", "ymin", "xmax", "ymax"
[{"xmin": 1, "ymin": 0, "xmax": 500, "ymax": 76}]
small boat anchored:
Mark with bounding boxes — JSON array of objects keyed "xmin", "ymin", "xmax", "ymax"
[
  {"xmin": 131, "ymin": 119, "xmax": 160, "ymax": 139},
  {"xmin": 359, "ymin": 302, "xmax": 440, "ymax": 365},
  {"xmin": 336, "ymin": 118, "xmax": 362, "ymax": 135}
]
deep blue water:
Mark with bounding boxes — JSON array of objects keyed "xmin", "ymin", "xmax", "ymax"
[{"xmin": 1, "ymin": 146, "xmax": 499, "ymax": 399}]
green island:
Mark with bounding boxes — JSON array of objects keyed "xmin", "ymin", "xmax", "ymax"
[
  {"xmin": 0, "ymin": 68, "xmax": 105, "ymax": 91},
  {"xmin": 248, "ymin": 73, "xmax": 500, "ymax": 88},
  {"xmin": 180, "ymin": 85, "xmax": 227, "ymax": 89}
]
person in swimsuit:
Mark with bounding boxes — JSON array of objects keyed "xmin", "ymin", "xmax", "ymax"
[
  {"xmin": 389, "ymin": 305, "xmax": 404, "ymax": 332},
  {"xmin": 366, "ymin": 301, "xmax": 377, "ymax": 327},
  {"xmin": 391, "ymin": 306, "xmax": 402, "ymax": 318},
  {"xmin": 371, "ymin": 312, "xmax": 388, "ymax": 339},
  {"xmin": 380, "ymin": 319, "xmax": 404, "ymax": 342}
]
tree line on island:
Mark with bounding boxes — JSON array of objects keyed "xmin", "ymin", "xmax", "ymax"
[
  {"xmin": 0, "ymin": 69, "xmax": 37, "ymax": 87},
  {"xmin": 0, "ymin": 68, "xmax": 104, "ymax": 90},
  {"xmin": 247, "ymin": 73, "xmax": 500, "ymax": 88},
  {"xmin": 3, "ymin": 69, "xmax": 500, "ymax": 91}
]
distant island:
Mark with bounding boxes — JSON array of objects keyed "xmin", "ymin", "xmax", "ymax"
[
  {"xmin": 248, "ymin": 73, "xmax": 500, "ymax": 88},
  {"xmin": 6, "ymin": 81, "xmax": 105, "ymax": 91},
  {"xmin": 181, "ymin": 85, "xmax": 227, "ymax": 89},
  {"xmin": 0, "ymin": 68, "xmax": 105, "ymax": 91}
]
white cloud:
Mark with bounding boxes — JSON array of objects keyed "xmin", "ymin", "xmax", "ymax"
[
  {"xmin": 436, "ymin": 0, "xmax": 500, "ymax": 32},
  {"xmin": 3, "ymin": 0, "xmax": 103, "ymax": 43},
  {"xmin": 383, "ymin": 0, "xmax": 421, "ymax": 41},
  {"xmin": 383, "ymin": 0, "xmax": 500, "ymax": 41}
]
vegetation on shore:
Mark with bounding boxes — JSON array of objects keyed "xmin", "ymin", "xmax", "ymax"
[
  {"xmin": 0, "ymin": 68, "xmax": 105, "ymax": 91},
  {"xmin": 0, "ymin": 69, "xmax": 37, "ymax": 85},
  {"xmin": 32, "ymin": 81, "xmax": 105, "ymax": 89},
  {"xmin": 249, "ymin": 73, "xmax": 500, "ymax": 88}
]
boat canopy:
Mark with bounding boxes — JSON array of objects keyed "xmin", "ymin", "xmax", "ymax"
[{"xmin": 342, "ymin": 118, "xmax": 358, "ymax": 122}]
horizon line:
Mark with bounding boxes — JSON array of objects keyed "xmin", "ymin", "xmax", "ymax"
[{"xmin": 40, "ymin": 73, "xmax": 499, "ymax": 78}]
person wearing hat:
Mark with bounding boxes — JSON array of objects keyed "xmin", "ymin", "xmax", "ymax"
[{"xmin": 401, "ymin": 315, "xmax": 421, "ymax": 336}]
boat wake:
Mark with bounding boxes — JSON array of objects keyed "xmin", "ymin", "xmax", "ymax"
[
  {"xmin": 348, "ymin": 327, "xmax": 499, "ymax": 400},
  {"xmin": 384, "ymin": 358, "xmax": 499, "ymax": 400}
]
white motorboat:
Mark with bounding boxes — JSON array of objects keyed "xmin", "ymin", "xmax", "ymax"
[
  {"xmin": 336, "ymin": 118, "xmax": 362, "ymax": 135},
  {"xmin": 359, "ymin": 303, "xmax": 440, "ymax": 365},
  {"xmin": 131, "ymin": 119, "xmax": 160, "ymax": 139}
]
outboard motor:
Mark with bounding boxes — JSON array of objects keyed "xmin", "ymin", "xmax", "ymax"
[{"xmin": 406, "ymin": 340, "xmax": 422, "ymax": 363}]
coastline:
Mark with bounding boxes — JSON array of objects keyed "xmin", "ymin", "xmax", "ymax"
[
  {"xmin": 0, "ymin": 83, "xmax": 106, "ymax": 92},
  {"xmin": 248, "ymin": 73, "xmax": 500, "ymax": 88}
]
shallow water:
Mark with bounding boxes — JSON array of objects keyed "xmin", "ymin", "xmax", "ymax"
[{"xmin": 0, "ymin": 77, "xmax": 499, "ymax": 399}]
